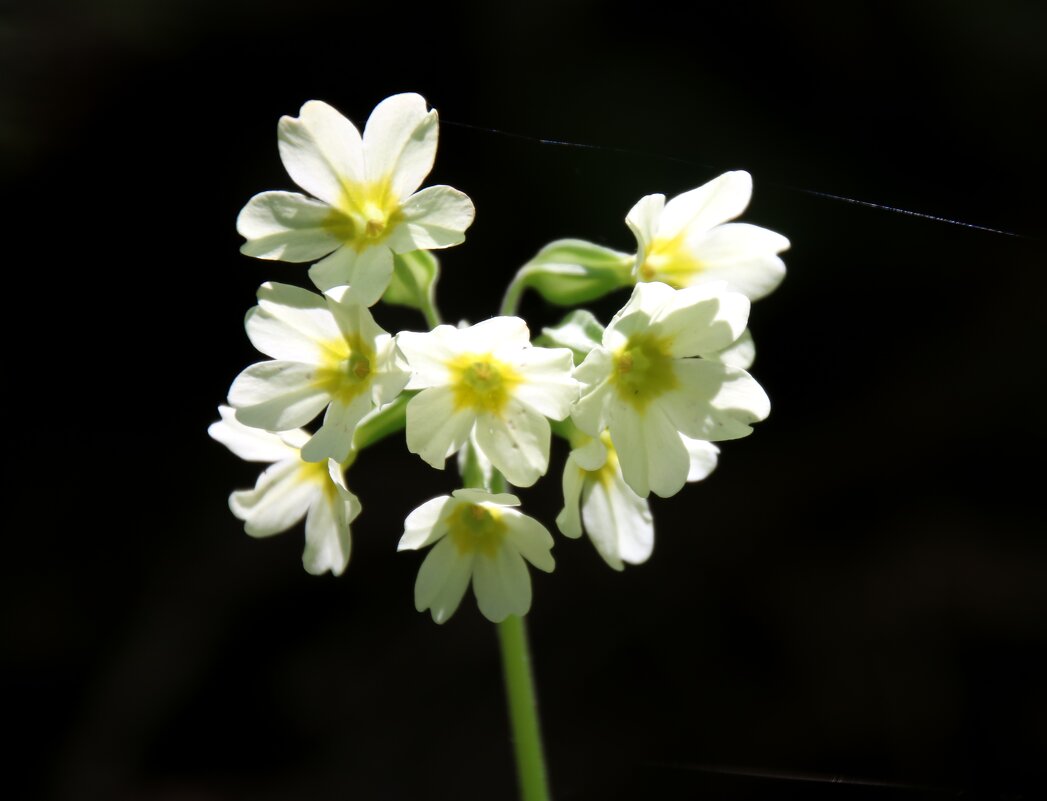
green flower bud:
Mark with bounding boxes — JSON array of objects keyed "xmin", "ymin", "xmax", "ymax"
[
  {"xmin": 384, "ymin": 250, "xmax": 440, "ymax": 312},
  {"xmin": 519, "ymin": 239, "xmax": 634, "ymax": 306}
]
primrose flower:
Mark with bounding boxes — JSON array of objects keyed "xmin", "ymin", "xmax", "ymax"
[
  {"xmin": 228, "ymin": 282, "xmax": 410, "ymax": 463},
  {"xmin": 397, "ymin": 317, "xmax": 577, "ymax": 487},
  {"xmin": 628, "ymin": 170, "xmax": 789, "ymax": 301},
  {"xmin": 398, "ymin": 489, "xmax": 555, "ymax": 623},
  {"xmin": 208, "ymin": 406, "xmax": 359, "ymax": 576},
  {"xmin": 557, "ymin": 429, "xmax": 718, "ymax": 570},
  {"xmin": 572, "ymin": 281, "xmax": 769, "ymax": 499},
  {"xmin": 237, "ymin": 95, "xmax": 475, "ymax": 305}
]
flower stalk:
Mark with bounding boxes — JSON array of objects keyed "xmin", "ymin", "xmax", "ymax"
[{"xmin": 498, "ymin": 614, "xmax": 552, "ymax": 801}]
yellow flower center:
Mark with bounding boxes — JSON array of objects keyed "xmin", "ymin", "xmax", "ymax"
[
  {"xmin": 313, "ymin": 333, "xmax": 376, "ymax": 403},
  {"xmin": 448, "ymin": 353, "xmax": 522, "ymax": 416},
  {"xmin": 296, "ymin": 459, "xmax": 338, "ymax": 500},
  {"xmin": 322, "ymin": 175, "xmax": 402, "ymax": 250},
  {"xmin": 611, "ymin": 332, "xmax": 678, "ymax": 411},
  {"xmin": 637, "ymin": 232, "xmax": 703, "ymax": 287},
  {"xmin": 448, "ymin": 502, "xmax": 507, "ymax": 557}
]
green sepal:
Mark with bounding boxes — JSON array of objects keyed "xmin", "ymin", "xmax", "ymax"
[{"xmin": 538, "ymin": 308, "xmax": 606, "ymax": 366}]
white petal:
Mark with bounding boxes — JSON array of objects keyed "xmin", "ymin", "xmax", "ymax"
[
  {"xmin": 209, "ymin": 405, "xmax": 300, "ymax": 463},
  {"xmin": 278, "ymin": 100, "xmax": 364, "ymax": 207},
  {"xmin": 581, "ymin": 470, "xmax": 653, "ymax": 568},
  {"xmin": 579, "ymin": 486, "xmax": 624, "ymax": 569},
  {"xmin": 508, "ymin": 346, "xmax": 578, "ymax": 420},
  {"xmin": 399, "ymin": 495, "xmax": 454, "ymax": 550},
  {"xmin": 670, "ymin": 359, "xmax": 770, "ymax": 441},
  {"xmin": 605, "ymin": 281, "xmax": 676, "ymax": 342},
  {"xmin": 687, "ymin": 222, "xmax": 789, "ymax": 301},
  {"xmin": 473, "ymin": 546, "xmax": 532, "ymax": 623},
  {"xmin": 309, "ymin": 245, "xmax": 394, "ymax": 306},
  {"xmin": 406, "ymin": 387, "xmax": 475, "ymax": 468},
  {"xmin": 555, "ymin": 456, "xmax": 586, "ymax": 539},
  {"xmin": 256, "ymin": 281, "xmax": 342, "ymax": 333},
  {"xmin": 703, "ymin": 328, "xmax": 755, "ymax": 369},
  {"xmin": 371, "ymin": 351, "xmax": 411, "ymax": 407},
  {"xmin": 624, "ymin": 193, "xmax": 665, "ymax": 262},
  {"xmin": 330, "ymin": 456, "xmax": 362, "ymax": 501},
  {"xmin": 571, "ymin": 349, "xmax": 613, "ymax": 435},
  {"xmin": 363, "ymin": 93, "xmax": 438, "ymax": 197},
  {"xmin": 451, "ymin": 488, "xmax": 521, "ymax": 506},
  {"xmin": 397, "ymin": 327, "xmax": 456, "ymax": 388},
  {"xmin": 658, "ymin": 171, "xmax": 752, "ymax": 238},
  {"xmin": 503, "ymin": 510, "xmax": 556, "ymax": 572},
  {"xmin": 308, "ymin": 245, "xmax": 356, "ymax": 291},
  {"xmin": 683, "ymin": 436, "xmax": 720, "ymax": 482},
  {"xmin": 573, "ymin": 435, "xmax": 608, "ymax": 471},
  {"xmin": 231, "ymin": 460, "xmax": 318, "ymax": 537},
  {"xmin": 247, "ymin": 283, "xmax": 344, "ymax": 363},
  {"xmin": 300, "ymin": 393, "xmax": 372, "ymax": 463},
  {"xmin": 474, "ymin": 404, "xmax": 550, "ymax": 488},
  {"xmin": 302, "ymin": 462, "xmax": 359, "ymax": 576},
  {"xmin": 607, "ymin": 408, "xmax": 644, "ymax": 496},
  {"xmin": 229, "ymin": 361, "xmax": 331, "ymax": 431},
  {"xmin": 643, "ymin": 404, "xmax": 691, "ymax": 498},
  {"xmin": 655, "ymin": 283, "xmax": 750, "ymax": 358},
  {"xmin": 415, "ymin": 536, "xmax": 473, "ymax": 624},
  {"xmin": 390, "ymin": 186, "xmax": 475, "ymax": 252},
  {"xmin": 324, "ymin": 285, "xmax": 388, "ymax": 346},
  {"xmin": 342, "ymin": 248, "xmax": 395, "ymax": 307},
  {"xmin": 607, "ymin": 401, "xmax": 681, "ymax": 498},
  {"xmin": 461, "ymin": 316, "xmax": 531, "ymax": 353},
  {"xmin": 571, "ymin": 380, "xmax": 613, "ymax": 437},
  {"xmin": 237, "ymin": 191, "xmax": 343, "ymax": 262},
  {"xmin": 277, "ymin": 429, "xmax": 311, "ymax": 450}
]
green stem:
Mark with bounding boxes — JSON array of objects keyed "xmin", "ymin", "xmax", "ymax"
[
  {"xmin": 419, "ymin": 291, "xmax": 442, "ymax": 329},
  {"xmin": 500, "ymin": 267, "xmax": 533, "ymax": 317},
  {"xmin": 497, "ymin": 614, "xmax": 552, "ymax": 801},
  {"xmin": 459, "ymin": 440, "xmax": 487, "ymax": 489},
  {"xmin": 350, "ymin": 392, "xmax": 412, "ymax": 453}
]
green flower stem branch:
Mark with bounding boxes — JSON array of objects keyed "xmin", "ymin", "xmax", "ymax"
[
  {"xmin": 418, "ymin": 292, "xmax": 442, "ymax": 330},
  {"xmin": 500, "ymin": 267, "xmax": 532, "ymax": 317},
  {"xmin": 350, "ymin": 392, "xmax": 413, "ymax": 453}
]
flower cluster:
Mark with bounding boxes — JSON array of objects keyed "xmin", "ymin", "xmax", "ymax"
[{"xmin": 213, "ymin": 94, "xmax": 787, "ymax": 622}]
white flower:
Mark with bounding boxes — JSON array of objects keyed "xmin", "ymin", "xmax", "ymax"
[
  {"xmin": 398, "ymin": 489, "xmax": 555, "ymax": 623},
  {"xmin": 228, "ymin": 281, "xmax": 410, "ymax": 463},
  {"xmin": 572, "ymin": 281, "xmax": 769, "ymax": 499},
  {"xmin": 397, "ymin": 317, "xmax": 577, "ymax": 487},
  {"xmin": 237, "ymin": 95, "xmax": 475, "ymax": 306},
  {"xmin": 557, "ymin": 430, "xmax": 718, "ymax": 570},
  {"xmin": 627, "ymin": 170, "xmax": 789, "ymax": 301},
  {"xmin": 208, "ymin": 406, "xmax": 360, "ymax": 576}
]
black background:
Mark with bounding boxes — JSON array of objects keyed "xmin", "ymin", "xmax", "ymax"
[{"xmin": 5, "ymin": 1, "xmax": 1046, "ymax": 799}]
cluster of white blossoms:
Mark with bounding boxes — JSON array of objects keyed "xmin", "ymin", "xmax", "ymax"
[{"xmin": 213, "ymin": 93, "xmax": 788, "ymax": 622}]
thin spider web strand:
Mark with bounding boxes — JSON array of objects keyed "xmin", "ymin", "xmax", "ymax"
[{"xmin": 442, "ymin": 119, "xmax": 1032, "ymax": 240}]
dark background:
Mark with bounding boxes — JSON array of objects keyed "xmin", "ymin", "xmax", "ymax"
[{"xmin": 5, "ymin": 1, "xmax": 1045, "ymax": 799}]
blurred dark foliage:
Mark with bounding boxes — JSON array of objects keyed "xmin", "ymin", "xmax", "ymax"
[{"xmin": 3, "ymin": 1, "xmax": 1045, "ymax": 799}]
